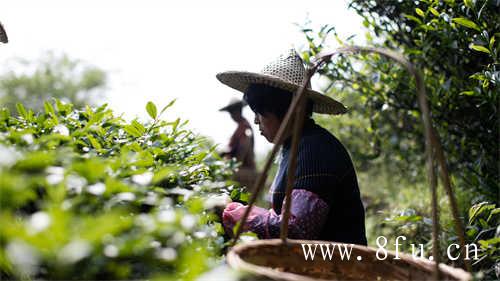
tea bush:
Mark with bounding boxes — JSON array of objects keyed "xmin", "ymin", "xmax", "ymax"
[
  {"xmin": 382, "ymin": 202, "xmax": 499, "ymax": 279},
  {"xmin": 0, "ymin": 100, "xmax": 245, "ymax": 280}
]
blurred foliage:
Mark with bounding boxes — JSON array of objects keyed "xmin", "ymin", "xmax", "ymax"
[
  {"xmin": 302, "ymin": 0, "xmax": 498, "ymax": 201},
  {"xmin": 0, "ymin": 99, "xmax": 248, "ymax": 280},
  {"xmin": 300, "ymin": 0, "xmax": 498, "ymax": 279},
  {"xmin": 0, "ymin": 52, "xmax": 107, "ymax": 113},
  {"xmin": 382, "ymin": 201, "xmax": 499, "ymax": 279}
]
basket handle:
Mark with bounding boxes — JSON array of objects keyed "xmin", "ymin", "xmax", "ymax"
[{"xmin": 230, "ymin": 46, "xmax": 471, "ymax": 277}]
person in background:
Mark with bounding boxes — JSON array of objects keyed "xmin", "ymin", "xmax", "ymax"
[
  {"xmin": 0, "ymin": 21, "xmax": 8, "ymax": 44},
  {"xmin": 215, "ymin": 49, "xmax": 367, "ymax": 245},
  {"xmin": 219, "ymin": 98, "xmax": 257, "ymax": 189}
]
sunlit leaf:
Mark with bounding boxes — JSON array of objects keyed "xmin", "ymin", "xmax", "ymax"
[
  {"xmin": 452, "ymin": 17, "xmax": 480, "ymax": 31},
  {"xmin": 469, "ymin": 44, "xmax": 490, "ymax": 54},
  {"xmin": 15, "ymin": 103, "xmax": 27, "ymax": 119},
  {"xmin": 403, "ymin": 14, "xmax": 423, "ymax": 25},
  {"xmin": 415, "ymin": 8, "xmax": 425, "ymax": 18},
  {"xmin": 146, "ymin": 101, "xmax": 157, "ymax": 120},
  {"xmin": 429, "ymin": 7, "xmax": 440, "ymax": 17}
]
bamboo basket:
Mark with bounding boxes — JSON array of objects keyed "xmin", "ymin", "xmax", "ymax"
[
  {"xmin": 225, "ymin": 46, "xmax": 473, "ymax": 281},
  {"xmin": 227, "ymin": 239, "xmax": 471, "ymax": 281}
]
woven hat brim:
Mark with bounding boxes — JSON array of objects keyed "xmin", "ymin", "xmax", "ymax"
[
  {"xmin": 216, "ymin": 71, "xmax": 347, "ymax": 115},
  {"xmin": 219, "ymin": 101, "xmax": 245, "ymax": 112}
]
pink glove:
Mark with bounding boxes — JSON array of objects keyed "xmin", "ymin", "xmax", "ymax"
[
  {"xmin": 222, "ymin": 189, "xmax": 330, "ymax": 239},
  {"xmin": 222, "ymin": 202, "xmax": 269, "ymax": 237},
  {"xmin": 222, "ymin": 202, "xmax": 245, "ymax": 236}
]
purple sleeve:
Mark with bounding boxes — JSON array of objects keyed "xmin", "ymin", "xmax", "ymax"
[{"xmin": 242, "ymin": 189, "xmax": 329, "ymax": 239}]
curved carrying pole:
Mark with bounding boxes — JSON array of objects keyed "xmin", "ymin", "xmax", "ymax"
[{"xmin": 230, "ymin": 46, "xmax": 471, "ymax": 277}]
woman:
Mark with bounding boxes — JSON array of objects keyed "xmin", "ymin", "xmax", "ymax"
[
  {"xmin": 219, "ymin": 98, "xmax": 257, "ymax": 189},
  {"xmin": 216, "ymin": 50, "xmax": 367, "ymax": 245}
]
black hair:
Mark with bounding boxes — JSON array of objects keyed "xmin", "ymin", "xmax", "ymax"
[{"xmin": 243, "ymin": 83, "xmax": 313, "ymax": 120}]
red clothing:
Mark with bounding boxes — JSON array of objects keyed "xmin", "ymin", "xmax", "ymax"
[{"xmin": 226, "ymin": 118, "xmax": 255, "ymax": 169}]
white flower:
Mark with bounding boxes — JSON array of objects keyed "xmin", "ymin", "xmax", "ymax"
[
  {"xmin": 150, "ymin": 241, "xmax": 161, "ymax": 248},
  {"xmin": 197, "ymin": 265, "xmax": 240, "ymax": 281},
  {"xmin": 66, "ymin": 175, "xmax": 87, "ymax": 194},
  {"xmin": 21, "ymin": 134, "xmax": 34, "ymax": 144},
  {"xmin": 28, "ymin": 212, "xmax": 51, "ymax": 233},
  {"xmin": 131, "ymin": 171, "xmax": 153, "ymax": 186},
  {"xmin": 46, "ymin": 173, "xmax": 64, "ymax": 185},
  {"xmin": 188, "ymin": 164, "xmax": 204, "ymax": 174},
  {"xmin": 46, "ymin": 166, "xmax": 64, "ymax": 175},
  {"xmin": 104, "ymin": 244, "xmax": 119, "ymax": 258},
  {"xmin": 204, "ymin": 194, "xmax": 231, "ymax": 209},
  {"xmin": 170, "ymin": 232, "xmax": 185, "ymax": 245},
  {"xmin": 158, "ymin": 197, "xmax": 174, "ymax": 209},
  {"xmin": 193, "ymin": 231, "xmax": 207, "ymax": 239},
  {"xmin": 0, "ymin": 144, "xmax": 21, "ymax": 167},
  {"xmin": 57, "ymin": 240, "xmax": 91, "ymax": 264},
  {"xmin": 61, "ymin": 200, "xmax": 72, "ymax": 210},
  {"xmin": 6, "ymin": 241, "xmax": 39, "ymax": 276},
  {"xmin": 116, "ymin": 192, "xmax": 135, "ymax": 201},
  {"xmin": 143, "ymin": 192, "xmax": 158, "ymax": 205},
  {"xmin": 45, "ymin": 166, "xmax": 65, "ymax": 185},
  {"xmin": 87, "ymin": 182, "xmax": 106, "ymax": 196},
  {"xmin": 180, "ymin": 214, "xmax": 196, "ymax": 230},
  {"xmin": 136, "ymin": 214, "xmax": 156, "ymax": 232},
  {"xmin": 157, "ymin": 247, "xmax": 177, "ymax": 261},
  {"xmin": 158, "ymin": 210, "xmax": 176, "ymax": 223},
  {"xmin": 52, "ymin": 124, "xmax": 69, "ymax": 136}
]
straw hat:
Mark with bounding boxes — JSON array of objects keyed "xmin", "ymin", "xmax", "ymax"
[
  {"xmin": 219, "ymin": 98, "xmax": 246, "ymax": 112},
  {"xmin": 216, "ymin": 49, "xmax": 346, "ymax": 115},
  {"xmin": 0, "ymin": 22, "xmax": 8, "ymax": 44}
]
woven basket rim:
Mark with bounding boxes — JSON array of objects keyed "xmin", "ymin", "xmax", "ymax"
[{"xmin": 227, "ymin": 239, "xmax": 472, "ymax": 281}]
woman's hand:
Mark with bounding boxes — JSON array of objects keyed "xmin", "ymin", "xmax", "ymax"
[
  {"xmin": 222, "ymin": 202, "xmax": 246, "ymax": 236},
  {"xmin": 222, "ymin": 202, "xmax": 272, "ymax": 237}
]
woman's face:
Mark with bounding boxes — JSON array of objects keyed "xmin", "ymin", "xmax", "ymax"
[{"xmin": 254, "ymin": 112, "xmax": 281, "ymax": 143}]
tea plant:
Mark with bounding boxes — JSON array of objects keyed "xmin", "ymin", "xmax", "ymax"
[
  {"xmin": 0, "ymin": 99, "xmax": 245, "ymax": 280},
  {"xmin": 382, "ymin": 202, "xmax": 499, "ymax": 280}
]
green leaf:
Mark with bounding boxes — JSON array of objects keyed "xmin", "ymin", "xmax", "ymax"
[
  {"xmin": 452, "ymin": 17, "xmax": 480, "ymax": 31},
  {"xmin": 16, "ymin": 103, "xmax": 27, "ymax": 119},
  {"xmin": 0, "ymin": 108, "xmax": 10, "ymax": 121},
  {"xmin": 171, "ymin": 118, "xmax": 181, "ymax": 132},
  {"xmin": 239, "ymin": 192, "xmax": 250, "ymax": 204},
  {"xmin": 470, "ymin": 44, "xmax": 491, "ymax": 54},
  {"xmin": 152, "ymin": 165, "xmax": 177, "ymax": 184},
  {"xmin": 487, "ymin": 208, "xmax": 499, "ymax": 223},
  {"xmin": 478, "ymin": 237, "xmax": 500, "ymax": 249},
  {"xmin": 469, "ymin": 73, "xmax": 485, "ymax": 81},
  {"xmin": 459, "ymin": 91, "xmax": 476, "ymax": 96},
  {"xmin": 489, "ymin": 36, "xmax": 495, "ymax": 50},
  {"xmin": 87, "ymin": 134, "xmax": 102, "ymax": 150},
  {"xmin": 429, "ymin": 7, "xmax": 440, "ymax": 17},
  {"xmin": 131, "ymin": 120, "xmax": 146, "ymax": 135},
  {"xmin": 403, "ymin": 14, "xmax": 422, "ymax": 25},
  {"xmin": 464, "ymin": 0, "xmax": 474, "ymax": 9},
  {"xmin": 415, "ymin": 8, "xmax": 425, "ymax": 18},
  {"xmin": 123, "ymin": 125, "xmax": 142, "ymax": 138},
  {"xmin": 469, "ymin": 202, "xmax": 495, "ymax": 224},
  {"xmin": 159, "ymin": 99, "xmax": 177, "ymax": 116},
  {"xmin": 44, "ymin": 101, "xmax": 56, "ymax": 116},
  {"xmin": 14, "ymin": 151, "xmax": 56, "ymax": 172},
  {"xmin": 146, "ymin": 101, "xmax": 157, "ymax": 120}
]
